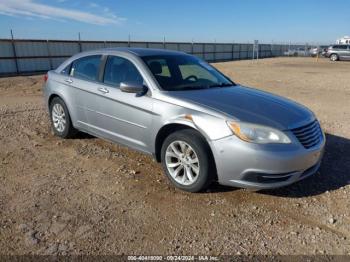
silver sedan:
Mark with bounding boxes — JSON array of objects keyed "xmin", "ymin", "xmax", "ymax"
[{"xmin": 43, "ymin": 48, "xmax": 325, "ymax": 192}]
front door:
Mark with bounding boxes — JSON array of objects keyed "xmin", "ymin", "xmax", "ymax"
[{"xmin": 84, "ymin": 55, "xmax": 154, "ymax": 153}]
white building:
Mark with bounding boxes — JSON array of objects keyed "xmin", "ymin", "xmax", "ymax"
[{"xmin": 336, "ymin": 36, "xmax": 350, "ymax": 44}]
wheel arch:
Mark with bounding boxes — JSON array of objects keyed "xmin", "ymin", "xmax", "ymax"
[
  {"xmin": 48, "ymin": 93, "xmax": 76, "ymax": 126},
  {"xmin": 154, "ymin": 123, "xmax": 218, "ymax": 181},
  {"xmin": 48, "ymin": 93, "xmax": 61, "ymax": 107}
]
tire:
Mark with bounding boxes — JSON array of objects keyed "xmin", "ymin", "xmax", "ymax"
[
  {"xmin": 160, "ymin": 129, "xmax": 215, "ymax": 192},
  {"xmin": 49, "ymin": 97, "xmax": 77, "ymax": 138},
  {"xmin": 330, "ymin": 53, "xmax": 338, "ymax": 61}
]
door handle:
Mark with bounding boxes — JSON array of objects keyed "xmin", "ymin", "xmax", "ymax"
[
  {"xmin": 98, "ymin": 87, "xmax": 109, "ymax": 94},
  {"xmin": 64, "ymin": 78, "xmax": 73, "ymax": 84}
]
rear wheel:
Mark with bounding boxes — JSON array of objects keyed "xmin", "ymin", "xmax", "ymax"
[
  {"xmin": 330, "ymin": 53, "xmax": 338, "ymax": 61},
  {"xmin": 49, "ymin": 97, "xmax": 77, "ymax": 138},
  {"xmin": 161, "ymin": 129, "xmax": 215, "ymax": 192}
]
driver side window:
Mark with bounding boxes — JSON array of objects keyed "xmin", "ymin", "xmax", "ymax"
[{"xmin": 103, "ymin": 56, "xmax": 143, "ymax": 87}]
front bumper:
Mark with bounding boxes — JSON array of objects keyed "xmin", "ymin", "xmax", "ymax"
[{"xmin": 209, "ymin": 131, "xmax": 325, "ymax": 190}]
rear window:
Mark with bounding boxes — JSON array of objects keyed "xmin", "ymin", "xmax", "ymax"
[{"xmin": 71, "ymin": 55, "xmax": 102, "ymax": 81}]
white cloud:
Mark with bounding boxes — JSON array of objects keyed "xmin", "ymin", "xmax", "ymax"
[
  {"xmin": 0, "ymin": 0, "xmax": 125, "ymax": 25},
  {"xmin": 89, "ymin": 2, "xmax": 99, "ymax": 8}
]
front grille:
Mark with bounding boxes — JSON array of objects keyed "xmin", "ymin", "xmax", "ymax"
[{"xmin": 291, "ymin": 120, "xmax": 323, "ymax": 149}]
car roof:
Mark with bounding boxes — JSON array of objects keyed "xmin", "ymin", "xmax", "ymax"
[
  {"xmin": 99, "ymin": 47, "xmax": 186, "ymax": 57},
  {"xmin": 55, "ymin": 47, "xmax": 188, "ymax": 73}
]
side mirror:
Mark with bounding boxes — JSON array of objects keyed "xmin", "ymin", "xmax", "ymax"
[{"xmin": 120, "ymin": 82, "xmax": 147, "ymax": 94}]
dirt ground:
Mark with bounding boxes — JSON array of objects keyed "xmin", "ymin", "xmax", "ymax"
[{"xmin": 0, "ymin": 57, "xmax": 349, "ymax": 255}]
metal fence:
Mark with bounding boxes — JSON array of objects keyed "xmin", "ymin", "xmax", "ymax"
[{"xmin": 0, "ymin": 38, "xmax": 300, "ymax": 76}]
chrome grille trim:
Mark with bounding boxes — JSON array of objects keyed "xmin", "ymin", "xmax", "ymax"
[{"xmin": 291, "ymin": 120, "xmax": 323, "ymax": 149}]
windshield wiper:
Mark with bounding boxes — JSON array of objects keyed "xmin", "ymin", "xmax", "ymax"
[
  {"xmin": 208, "ymin": 83, "xmax": 233, "ymax": 88},
  {"xmin": 178, "ymin": 85, "xmax": 210, "ymax": 90}
]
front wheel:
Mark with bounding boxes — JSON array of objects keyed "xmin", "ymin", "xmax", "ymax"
[
  {"xmin": 160, "ymin": 129, "xmax": 215, "ymax": 192},
  {"xmin": 330, "ymin": 54, "xmax": 338, "ymax": 61}
]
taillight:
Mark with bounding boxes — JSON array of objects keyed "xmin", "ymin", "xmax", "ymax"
[{"xmin": 44, "ymin": 73, "xmax": 48, "ymax": 82}]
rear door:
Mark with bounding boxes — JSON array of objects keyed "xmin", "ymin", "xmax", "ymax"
[
  {"xmin": 337, "ymin": 45, "xmax": 348, "ymax": 59},
  {"xmin": 67, "ymin": 55, "xmax": 103, "ymax": 131}
]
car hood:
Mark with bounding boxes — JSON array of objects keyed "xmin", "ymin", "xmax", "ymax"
[{"xmin": 164, "ymin": 85, "xmax": 315, "ymax": 130}]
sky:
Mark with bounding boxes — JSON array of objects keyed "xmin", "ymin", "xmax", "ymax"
[{"xmin": 0, "ymin": 0, "xmax": 349, "ymax": 44}]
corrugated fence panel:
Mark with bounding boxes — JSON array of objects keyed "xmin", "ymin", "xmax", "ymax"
[
  {"xmin": 194, "ymin": 53, "xmax": 204, "ymax": 59},
  {"xmin": 216, "ymin": 52, "xmax": 232, "ymax": 60},
  {"xmin": 193, "ymin": 44, "xmax": 204, "ymax": 53},
  {"xmin": 0, "ymin": 39, "xmax": 305, "ymax": 75},
  {"xmin": 51, "ymin": 57, "xmax": 67, "ymax": 69},
  {"xmin": 49, "ymin": 42, "xmax": 80, "ymax": 56},
  {"xmin": 215, "ymin": 44, "xmax": 232, "ymax": 53},
  {"xmin": 0, "ymin": 59, "xmax": 17, "ymax": 73},
  {"xmin": 148, "ymin": 43, "xmax": 164, "ymax": 49},
  {"xmin": 233, "ymin": 51, "xmax": 240, "ymax": 59},
  {"xmin": 204, "ymin": 44, "xmax": 215, "ymax": 53},
  {"xmin": 15, "ymin": 41, "xmax": 49, "ymax": 57},
  {"xmin": 178, "ymin": 43, "xmax": 192, "ymax": 53},
  {"xmin": 81, "ymin": 42, "xmax": 106, "ymax": 51},
  {"xmin": 105, "ymin": 42, "xmax": 128, "ymax": 48},
  {"xmin": 215, "ymin": 44, "xmax": 224, "ymax": 52},
  {"xmin": 165, "ymin": 43, "xmax": 178, "ymax": 51},
  {"xmin": 233, "ymin": 44, "xmax": 241, "ymax": 51},
  {"xmin": 204, "ymin": 52, "xmax": 214, "ymax": 61},
  {"xmin": 130, "ymin": 42, "xmax": 148, "ymax": 48},
  {"xmin": 239, "ymin": 44, "xmax": 249, "ymax": 51},
  {"xmin": 240, "ymin": 44, "xmax": 250, "ymax": 59},
  {"xmin": 18, "ymin": 58, "xmax": 50, "ymax": 72},
  {"xmin": 0, "ymin": 40, "xmax": 14, "ymax": 57}
]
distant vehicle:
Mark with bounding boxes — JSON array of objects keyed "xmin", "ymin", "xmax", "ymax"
[
  {"xmin": 310, "ymin": 46, "xmax": 329, "ymax": 57},
  {"xmin": 325, "ymin": 45, "xmax": 350, "ymax": 61},
  {"xmin": 310, "ymin": 47, "xmax": 320, "ymax": 57},
  {"xmin": 43, "ymin": 48, "xmax": 325, "ymax": 192},
  {"xmin": 284, "ymin": 47, "xmax": 310, "ymax": 57},
  {"xmin": 321, "ymin": 47, "xmax": 328, "ymax": 57},
  {"xmin": 336, "ymin": 36, "xmax": 350, "ymax": 44}
]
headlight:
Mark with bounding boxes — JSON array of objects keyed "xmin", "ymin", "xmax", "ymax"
[{"xmin": 227, "ymin": 121, "xmax": 291, "ymax": 144}]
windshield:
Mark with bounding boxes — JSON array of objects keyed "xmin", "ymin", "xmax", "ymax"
[{"xmin": 142, "ymin": 54, "xmax": 235, "ymax": 91}]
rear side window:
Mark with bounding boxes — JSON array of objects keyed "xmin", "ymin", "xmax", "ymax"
[
  {"xmin": 61, "ymin": 63, "xmax": 71, "ymax": 75},
  {"xmin": 71, "ymin": 55, "xmax": 102, "ymax": 81},
  {"xmin": 335, "ymin": 45, "xmax": 347, "ymax": 50},
  {"xmin": 103, "ymin": 56, "xmax": 143, "ymax": 87}
]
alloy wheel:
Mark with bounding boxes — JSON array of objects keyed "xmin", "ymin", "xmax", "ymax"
[
  {"xmin": 330, "ymin": 54, "xmax": 337, "ymax": 61},
  {"xmin": 165, "ymin": 140, "xmax": 200, "ymax": 186},
  {"xmin": 52, "ymin": 103, "xmax": 66, "ymax": 133}
]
